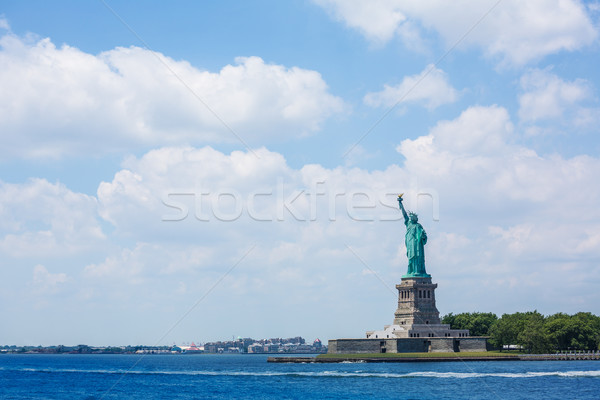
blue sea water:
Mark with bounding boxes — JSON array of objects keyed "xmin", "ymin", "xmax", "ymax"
[{"xmin": 1, "ymin": 354, "xmax": 599, "ymax": 399}]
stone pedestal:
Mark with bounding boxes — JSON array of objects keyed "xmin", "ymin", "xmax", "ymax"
[
  {"xmin": 365, "ymin": 276, "xmax": 470, "ymax": 341},
  {"xmin": 394, "ymin": 277, "xmax": 441, "ymax": 326},
  {"xmin": 334, "ymin": 272, "xmax": 487, "ymax": 352}
]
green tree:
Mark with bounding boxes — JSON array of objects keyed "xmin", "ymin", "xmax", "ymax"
[
  {"xmin": 441, "ymin": 312, "xmax": 456, "ymax": 327},
  {"xmin": 489, "ymin": 312, "xmax": 531, "ymax": 351},
  {"xmin": 455, "ymin": 310, "xmax": 600, "ymax": 353},
  {"xmin": 468, "ymin": 312, "xmax": 498, "ymax": 336},
  {"xmin": 516, "ymin": 312, "xmax": 551, "ymax": 354},
  {"xmin": 572, "ymin": 312, "xmax": 600, "ymax": 350},
  {"xmin": 442, "ymin": 312, "xmax": 497, "ymax": 336},
  {"xmin": 546, "ymin": 312, "xmax": 600, "ymax": 351}
]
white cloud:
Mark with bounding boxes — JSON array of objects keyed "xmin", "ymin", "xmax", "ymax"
[
  {"xmin": 0, "ymin": 17, "xmax": 9, "ymax": 31},
  {"xmin": 364, "ymin": 64, "xmax": 457, "ymax": 110},
  {"xmin": 91, "ymin": 120, "xmax": 600, "ymax": 318},
  {"xmin": 314, "ymin": 0, "xmax": 407, "ymax": 44},
  {"xmin": 84, "ymin": 244, "xmax": 146, "ymax": 281},
  {"xmin": 398, "ymin": 105, "xmax": 514, "ymax": 183},
  {"xmin": 342, "ymin": 144, "xmax": 379, "ymax": 167},
  {"xmin": 397, "ymin": 105, "xmax": 600, "ymax": 208},
  {"xmin": 518, "ymin": 68, "xmax": 599, "ymax": 132},
  {"xmin": 395, "ymin": 106, "xmax": 600, "ymax": 313},
  {"xmin": 0, "ymin": 179, "xmax": 105, "ymax": 257},
  {"xmin": 590, "ymin": 2, "xmax": 600, "ymax": 12},
  {"xmin": 31, "ymin": 264, "xmax": 69, "ymax": 295},
  {"xmin": 315, "ymin": 0, "xmax": 598, "ymax": 65},
  {"xmin": 96, "ymin": 146, "xmax": 295, "ymax": 237},
  {"xmin": 0, "ymin": 33, "xmax": 346, "ymax": 159},
  {"xmin": 83, "ymin": 242, "xmax": 215, "ymax": 282},
  {"xmin": 3, "ymin": 106, "xmax": 600, "ymax": 343}
]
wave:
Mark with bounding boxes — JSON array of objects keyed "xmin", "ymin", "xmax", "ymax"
[
  {"xmin": 2, "ymin": 367, "xmax": 600, "ymax": 379},
  {"xmin": 404, "ymin": 371, "xmax": 600, "ymax": 379}
]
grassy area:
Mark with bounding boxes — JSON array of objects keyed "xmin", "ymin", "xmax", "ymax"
[{"xmin": 316, "ymin": 351, "xmax": 517, "ymax": 359}]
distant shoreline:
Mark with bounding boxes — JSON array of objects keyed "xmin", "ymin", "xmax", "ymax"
[
  {"xmin": 0, "ymin": 350, "xmax": 326, "ymax": 356},
  {"xmin": 0, "ymin": 337, "xmax": 327, "ymax": 355}
]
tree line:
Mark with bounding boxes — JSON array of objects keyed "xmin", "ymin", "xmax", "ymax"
[{"xmin": 441, "ymin": 311, "xmax": 600, "ymax": 354}]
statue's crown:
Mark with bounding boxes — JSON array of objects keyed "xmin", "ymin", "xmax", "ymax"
[{"xmin": 409, "ymin": 211, "xmax": 418, "ymax": 219}]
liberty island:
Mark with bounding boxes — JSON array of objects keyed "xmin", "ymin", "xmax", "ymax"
[{"xmin": 327, "ymin": 194, "xmax": 488, "ymax": 354}]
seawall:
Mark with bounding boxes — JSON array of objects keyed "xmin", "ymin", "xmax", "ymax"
[{"xmin": 267, "ymin": 353, "xmax": 600, "ymax": 363}]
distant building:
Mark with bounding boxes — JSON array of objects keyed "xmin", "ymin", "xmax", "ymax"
[
  {"xmin": 197, "ymin": 336, "xmax": 326, "ymax": 354},
  {"xmin": 247, "ymin": 343, "xmax": 264, "ymax": 353},
  {"xmin": 180, "ymin": 342, "xmax": 204, "ymax": 353}
]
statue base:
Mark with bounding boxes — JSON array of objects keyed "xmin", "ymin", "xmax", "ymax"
[
  {"xmin": 364, "ymin": 276, "xmax": 470, "ymax": 342},
  {"xmin": 328, "ymin": 274, "xmax": 488, "ymax": 353},
  {"xmin": 393, "ymin": 276, "xmax": 440, "ymax": 326}
]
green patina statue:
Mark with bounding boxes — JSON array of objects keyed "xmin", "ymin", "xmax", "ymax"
[{"xmin": 398, "ymin": 194, "xmax": 430, "ymax": 278}]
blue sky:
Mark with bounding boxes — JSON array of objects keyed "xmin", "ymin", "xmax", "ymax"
[{"xmin": 1, "ymin": 0, "xmax": 600, "ymax": 346}]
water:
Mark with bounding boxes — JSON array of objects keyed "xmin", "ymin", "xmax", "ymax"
[{"xmin": 1, "ymin": 354, "xmax": 599, "ymax": 399}]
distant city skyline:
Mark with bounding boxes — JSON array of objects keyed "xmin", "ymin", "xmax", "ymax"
[
  {"xmin": 1, "ymin": 335, "xmax": 326, "ymax": 355},
  {"xmin": 1, "ymin": 1, "xmax": 599, "ymax": 346}
]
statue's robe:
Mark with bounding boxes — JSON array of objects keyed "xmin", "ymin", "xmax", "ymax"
[{"xmin": 405, "ymin": 221, "xmax": 427, "ymax": 275}]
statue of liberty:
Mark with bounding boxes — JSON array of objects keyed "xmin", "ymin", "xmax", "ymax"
[{"xmin": 397, "ymin": 194, "xmax": 430, "ymax": 278}]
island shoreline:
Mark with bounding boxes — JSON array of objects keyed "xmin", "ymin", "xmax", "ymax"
[{"xmin": 268, "ymin": 353, "xmax": 600, "ymax": 363}]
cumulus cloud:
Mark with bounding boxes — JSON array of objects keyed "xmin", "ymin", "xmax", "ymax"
[
  {"xmin": 0, "ymin": 17, "xmax": 9, "ymax": 31},
  {"xmin": 84, "ymin": 147, "xmax": 414, "ymax": 338},
  {"xmin": 31, "ymin": 264, "xmax": 70, "ymax": 295},
  {"xmin": 0, "ymin": 179, "xmax": 105, "ymax": 257},
  {"xmin": 364, "ymin": 64, "xmax": 458, "ymax": 110},
  {"xmin": 397, "ymin": 105, "xmax": 600, "ymax": 206},
  {"xmin": 518, "ymin": 68, "xmax": 600, "ymax": 133},
  {"xmin": 88, "ymin": 112, "xmax": 600, "ymax": 320},
  {"xmin": 315, "ymin": 0, "xmax": 598, "ymax": 65},
  {"xmin": 314, "ymin": 0, "xmax": 407, "ymax": 44},
  {"xmin": 3, "ymin": 106, "xmax": 600, "ymax": 342},
  {"xmin": 83, "ymin": 241, "xmax": 215, "ymax": 282},
  {"xmin": 397, "ymin": 105, "xmax": 600, "ymax": 259},
  {"xmin": 0, "ymin": 33, "xmax": 346, "ymax": 159},
  {"xmin": 84, "ymin": 244, "xmax": 147, "ymax": 281},
  {"xmin": 395, "ymin": 105, "xmax": 600, "ymax": 311}
]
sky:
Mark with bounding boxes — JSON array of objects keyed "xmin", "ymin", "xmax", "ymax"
[{"xmin": 1, "ymin": 0, "xmax": 600, "ymax": 347}]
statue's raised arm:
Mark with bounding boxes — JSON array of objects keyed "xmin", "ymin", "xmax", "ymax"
[{"xmin": 397, "ymin": 194, "xmax": 409, "ymax": 225}]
